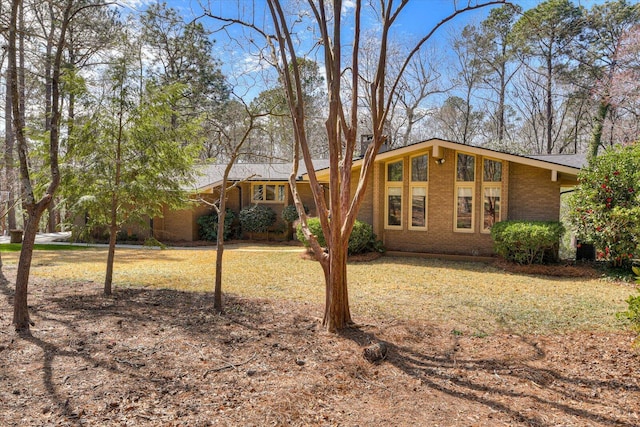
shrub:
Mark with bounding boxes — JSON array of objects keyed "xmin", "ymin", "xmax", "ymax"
[
  {"xmin": 296, "ymin": 217, "xmax": 384, "ymax": 255},
  {"xmin": 239, "ymin": 205, "xmax": 277, "ymax": 234},
  {"xmin": 491, "ymin": 220, "xmax": 565, "ymax": 265},
  {"xmin": 197, "ymin": 209, "xmax": 236, "ymax": 241},
  {"xmin": 617, "ymin": 266, "xmax": 640, "ymax": 347},
  {"xmin": 281, "ymin": 204, "xmax": 309, "ymax": 223},
  {"xmin": 296, "ymin": 217, "xmax": 326, "ymax": 247},
  {"xmin": 282, "ymin": 205, "xmax": 300, "ymax": 224},
  {"xmin": 116, "ymin": 230, "xmax": 139, "ymax": 242},
  {"xmin": 143, "ymin": 237, "xmax": 167, "ymax": 249},
  {"xmin": 567, "ymin": 144, "xmax": 640, "ymax": 267}
]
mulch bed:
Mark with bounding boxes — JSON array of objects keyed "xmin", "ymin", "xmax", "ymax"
[
  {"xmin": 0, "ymin": 264, "xmax": 638, "ymax": 426},
  {"xmin": 493, "ymin": 258, "xmax": 602, "ymax": 278}
]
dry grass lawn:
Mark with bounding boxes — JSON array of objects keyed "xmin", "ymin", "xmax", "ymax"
[{"xmin": 3, "ymin": 244, "xmax": 632, "ymax": 335}]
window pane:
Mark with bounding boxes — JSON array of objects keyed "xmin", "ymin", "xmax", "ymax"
[
  {"xmin": 387, "ymin": 187, "xmax": 402, "ymax": 226},
  {"xmin": 483, "ymin": 159, "xmax": 502, "ymax": 182},
  {"xmin": 457, "ymin": 153, "xmax": 475, "ymax": 182},
  {"xmin": 252, "ymin": 185, "xmax": 263, "ymax": 201},
  {"xmin": 411, "ymin": 187, "xmax": 426, "ymax": 227},
  {"xmin": 266, "ymin": 184, "xmax": 276, "ymax": 201},
  {"xmin": 456, "ymin": 187, "xmax": 473, "ymax": 229},
  {"xmin": 411, "ymin": 155, "xmax": 428, "ymax": 182},
  {"xmin": 387, "ymin": 161, "xmax": 403, "ymax": 182},
  {"xmin": 277, "ymin": 185, "xmax": 285, "ymax": 201},
  {"xmin": 484, "ymin": 187, "xmax": 501, "ymax": 230}
]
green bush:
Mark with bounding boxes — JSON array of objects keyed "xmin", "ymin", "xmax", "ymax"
[
  {"xmin": 281, "ymin": 204, "xmax": 309, "ymax": 224},
  {"xmin": 239, "ymin": 205, "xmax": 277, "ymax": 234},
  {"xmin": 282, "ymin": 205, "xmax": 300, "ymax": 224},
  {"xmin": 116, "ymin": 230, "xmax": 139, "ymax": 242},
  {"xmin": 296, "ymin": 217, "xmax": 384, "ymax": 255},
  {"xmin": 490, "ymin": 220, "xmax": 565, "ymax": 265},
  {"xmin": 617, "ymin": 266, "xmax": 640, "ymax": 347},
  {"xmin": 296, "ymin": 217, "xmax": 326, "ymax": 247},
  {"xmin": 567, "ymin": 144, "xmax": 640, "ymax": 267},
  {"xmin": 197, "ymin": 209, "xmax": 236, "ymax": 241}
]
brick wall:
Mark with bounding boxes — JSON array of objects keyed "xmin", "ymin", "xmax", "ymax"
[
  {"xmin": 376, "ymin": 148, "xmax": 563, "ymax": 256},
  {"xmin": 508, "ymin": 163, "xmax": 561, "ymax": 221}
]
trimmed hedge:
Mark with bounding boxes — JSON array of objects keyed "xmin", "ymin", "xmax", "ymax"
[
  {"xmin": 197, "ymin": 209, "xmax": 236, "ymax": 241},
  {"xmin": 296, "ymin": 217, "xmax": 384, "ymax": 255},
  {"xmin": 239, "ymin": 205, "xmax": 277, "ymax": 234},
  {"xmin": 490, "ymin": 220, "xmax": 565, "ymax": 265},
  {"xmin": 281, "ymin": 205, "xmax": 301, "ymax": 224}
]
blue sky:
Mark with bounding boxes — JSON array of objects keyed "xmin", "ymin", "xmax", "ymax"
[{"xmin": 117, "ymin": 0, "xmax": 616, "ymax": 99}]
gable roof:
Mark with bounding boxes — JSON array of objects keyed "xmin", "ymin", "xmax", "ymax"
[
  {"xmin": 376, "ymin": 139, "xmax": 584, "ymax": 173},
  {"xmin": 526, "ymin": 153, "xmax": 588, "ymax": 169},
  {"xmin": 308, "ymin": 138, "xmax": 585, "ymax": 179},
  {"xmin": 192, "ymin": 160, "xmax": 330, "ymax": 192}
]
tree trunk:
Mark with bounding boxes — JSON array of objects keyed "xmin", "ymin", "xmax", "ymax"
[
  {"xmin": 497, "ymin": 53, "xmax": 506, "ymax": 145},
  {"xmin": 104, "ymin": 222, "xmax": 117, "ymax": 296},
  {"xmin": 47, "ymin": 203, "xmax": 57, "ymax": 233},
  {"xmin": 589, "ymin": 101, "xmax": 609, "ymax": 161},
  {"xmin": 322, "ymin": 197, "xmax": 352, "ymax": 331},
  {"xmin": 214, "ymin": 184, "xmax": 227, "ymax": 312},
  {"xmin": 322, "ymin": 243, "xmax": 352, "ymax": 331},
  {"xmin": 545, "ymin": 53, "xmax": 553, "ymax": 154},
  {"xmin": 104, "ymin": 64, "xmax": 125, "ymax": 296},
  {"xmin": 13, "ymin": 212, "xmax": 40, "ymax": 332},
  {"xmin": 10, "ymin": 0, "xmax": 75, "ymax": 333},
  {"xmin": 5, "ymin": 52, "xmax": 16, "ymax": 231}
]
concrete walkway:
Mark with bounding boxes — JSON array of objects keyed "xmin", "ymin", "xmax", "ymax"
[
  {"xmin": 0, "ymin": 231, "xmax": 72, "ymax": 244},
  {"xmin": 0, "ymin": 231, "xmax": 305, "ymax": 252}
]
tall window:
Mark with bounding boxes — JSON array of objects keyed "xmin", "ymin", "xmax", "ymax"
[
  {"xmin": 252, "ymin": 183, "xmax": 286, "ymax": 203},
  {"xmin": 455, "ymin": 153, "xmax": 475, "ymax": 232},
  {"xmin": 410, "ymin": 154, "xmax": 428, "ymax": 229},
  {"xmin": 385, "ymin": 160, "xmax": 403, "ymax": 228},
  {"xmin": 482, "ymin": 159, "xmax": 502, "ymax": 232}
]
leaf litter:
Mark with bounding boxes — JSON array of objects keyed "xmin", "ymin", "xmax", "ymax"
[{"xmin": 0, "ymin": 264, "xmax": 639, "ymax": 426}]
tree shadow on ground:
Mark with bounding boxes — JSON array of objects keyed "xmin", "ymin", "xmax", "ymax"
[
  {"xmin": 340, "ymin": 324, "xmax": 637, "ymax": 427},
  {"xmin": 2, "ymin": 279, "xmax": 638, "ymax": 425},
  {"xmin": 2, "ymin": 283, "xmax": 284, "ymax": 424}
]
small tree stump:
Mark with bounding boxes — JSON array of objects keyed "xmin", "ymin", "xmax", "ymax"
[{"xmin": 363, "ymin": 342, "xmax": 388, "ymax": 363}]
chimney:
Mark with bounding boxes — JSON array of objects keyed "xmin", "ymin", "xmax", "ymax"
[{"xmin": 360, "ymin": 134, "xmax": 373, "ymax": 158}]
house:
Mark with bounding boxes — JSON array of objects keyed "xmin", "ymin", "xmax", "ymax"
[
  {"xmin": 154, "ymin": 139, "xmax": 585, "ymax": 256},
  {"xmin": 152, "ymin": 161, "xmax": 329, "ymax": 242}
]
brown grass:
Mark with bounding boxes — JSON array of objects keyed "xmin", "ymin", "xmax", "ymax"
[{"xmin": 1, "ymin": 245, "xmax": 634, "ymax": 335}]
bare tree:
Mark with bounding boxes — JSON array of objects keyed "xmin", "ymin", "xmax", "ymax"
[
  {"xmin": 200, "ymin": 98, "xmax": 266, "ymax": 312},
  {"xmin": 359, "ymin": 38, "xmax": 447, "ymax": 148},
  {"xmin": 203, "ymin": 0, "xmax": 504, "ymax": 332}
]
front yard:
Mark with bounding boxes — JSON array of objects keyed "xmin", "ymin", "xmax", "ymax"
[
  {"xmin": 4, "ymin": 245, "xmax": 632, "ymax": 335},
  {"xmin": 0, "ymin": 245, "xmax": 638, "ymax": 425}
]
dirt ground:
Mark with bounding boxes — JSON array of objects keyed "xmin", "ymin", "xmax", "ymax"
[{"xmin": 0, "ymin": 264, "xmax": 639, "ymax": 427}]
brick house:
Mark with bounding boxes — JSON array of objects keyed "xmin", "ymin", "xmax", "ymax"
[
  {"xmin": 155, "ymin": 139, "xmax": 585, "ymax": 256},
  {"xmin": 152, "ymin": 161, "xmax": 329, "ymax": 242},
  {"xmin": 319, "ymin": 139, "xmax": 584, "ymax": 256}
]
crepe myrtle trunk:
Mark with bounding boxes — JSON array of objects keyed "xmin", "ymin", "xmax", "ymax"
[{"xmin": 322, "ymin": 236, "xmax": 351, "ymax": 331}]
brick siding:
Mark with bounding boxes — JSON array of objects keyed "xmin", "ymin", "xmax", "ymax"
[{"xmin": 376, "ymin": 148, "xmax": 563, "ymax": 256}]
